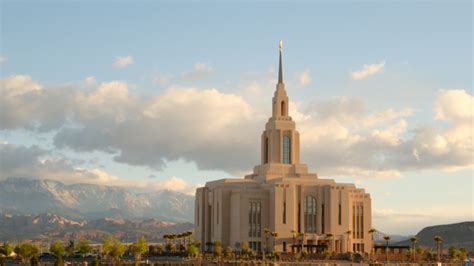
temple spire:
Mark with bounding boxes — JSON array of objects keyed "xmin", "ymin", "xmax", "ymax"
[{"xmin": 278, "ymin": 40, "xmax": 283, "ymax": 84}]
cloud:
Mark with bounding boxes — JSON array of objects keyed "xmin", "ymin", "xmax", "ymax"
[
  {"xmin": 351, "ymin": 61, "xmax": 385, "ymax": 80},
  {"xmin": 0, "ymin": 142, "xmax": 198, "ymax": 194},
  {"xmin": 297, "ymin": 70, "xmax": 312, "ymax": 86},
  {"xmin": 83, "ymin": 76, "xmax": 97, "ymax": 85},
  {"xmin": 181, "ymin": 63, "xmax": 214, "ymax": 80},
  {"xmin": 114, "ymin": 55, "xmax": 134, "ymax": 68},
  {"xmin": 1, "ymin": 74, "xmax": 472, "ymax": 178},
  {"xmin": 0, "ymin": 54, "xmax": 6, "ymax": 63}
]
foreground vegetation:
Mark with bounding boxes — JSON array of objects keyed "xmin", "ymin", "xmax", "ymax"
[{"xmin": 0, "ymin": 231, "xmax": 472, "ymax": 265}]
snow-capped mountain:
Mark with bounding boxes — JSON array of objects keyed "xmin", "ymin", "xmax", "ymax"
[{"xmin": 0, "ymin": 177, "xmax": 194, "ymax": 222}]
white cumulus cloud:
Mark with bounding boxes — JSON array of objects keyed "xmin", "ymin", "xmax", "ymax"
[
  {"xmin": 351, "ymin": 61, "xmax": 385, "ymax": 80},
  {"xmin": 1, "ymin": 74, "xmax": 472, "ymax": 178},
  {"xmin": 114, "ymin": 55, "xmax": 134, "ymax": 68}
]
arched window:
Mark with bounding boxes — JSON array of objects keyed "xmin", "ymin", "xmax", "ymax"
[
  {"xmin": 304, "ymin": 196, "xmax": 317, "ymax": 233},
  {"xmin": 281, "ymin": 101, "xmax": 286, "ymax": 116},
  {"xmin": 283, "ymin": 135, "xmax": 291, "ymax": 164}
]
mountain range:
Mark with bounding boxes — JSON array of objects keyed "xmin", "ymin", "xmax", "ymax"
[
  {"xmin": 0, "ymin": 178, "xmax": 472, "ymax": 248},
  {"xmin": 0, "ymin": 213, "xmax": 193, "ymax": 242},
  {"xmin": 0, "ymin": 177, "xmax": 194, "ymax": 222}
]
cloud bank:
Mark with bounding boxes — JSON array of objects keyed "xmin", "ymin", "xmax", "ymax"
[{"xmin": 0, "ymin": 74, "xmax": 472, "ymax": 181}]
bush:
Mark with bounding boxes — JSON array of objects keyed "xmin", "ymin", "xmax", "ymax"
[{"xmin": 353, "ymin": 252, "xmax": 363, "ymax": 263}]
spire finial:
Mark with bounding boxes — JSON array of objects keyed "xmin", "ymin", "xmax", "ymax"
[{"xmin": 278, "ymin": 40, "xmax": 283, "ymax": 84}]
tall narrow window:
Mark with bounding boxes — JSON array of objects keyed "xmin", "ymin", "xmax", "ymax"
[
  {"xmin": 281, "ymin": 101, "xmax": 286, "ymax": 116},
  {"xmin": 360, "ymin": 205, "xmax": 364, "ymax": 239},
  {"xmin": 264, "ymin": 137, "xmax": 269, "ymax": 163},
  {"xmin": 248, "ymin": 202, "xmax": 261, "ymax": 237},
  {"xmin": 283, "ymin": 202, "xmax": 286, "ymax": 224},
  {"xmin": 321, "ymin": 204, "xmax": 325, "ymax": 234},
  {"xmin": 338, "ymin": 204, "xmax": 342, "ymax": 225},
  {"xmin": 304, "ymin": 196, "xmax": 317, "ymax": 233},
  {"xmin": 297, "ymin": 203, "xmax": 301, "ymax": 233},
  {"xmin": 197, "ymin": 204, "xmax": 199, "ymax": 226},
  {"xmin": 283, "ymin": 136, "xmax": 291, "ymax": 164},
  {"xmin": 352, "ymin": 205, "xmax": 356, "ymax": 238},
  {"xmin": 356, "ymin": 206, "xmax": 360, "ymax": 239}
]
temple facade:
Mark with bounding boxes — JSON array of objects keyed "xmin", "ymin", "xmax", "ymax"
[{"xmin": 194, "ymin": 42, "xmax": 372, "ymax": 254}]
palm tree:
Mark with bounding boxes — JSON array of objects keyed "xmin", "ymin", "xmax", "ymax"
[
  {"xmin": 169, "ymin": 234, "xmax": 177, "ymax": 252},
  {"xmin": 368, "ymin": 228, "xmax": 376, "ymax": 260},
  {"xmin": 434, "ymin": 235, "xmax": 443, "ymax": 262},
  {"xmin": 410, "ymin": 236, "xmax": 418, "ymax": 261},
  {"xmin": 325, "ymin": 233, "xmax": 334, "ymax": 253},
  {"xmin": 291, "ymin": 230, "xmax": 297, "ymax": 254},
  {"xmin": 271, "ymin": 232, "xmax": 278, "ymax": 254},
  {"xmin": 299, "ymin": 233, "xmax": 305, "ymax": 254},
  {"xmin": 264, "ymin": 228, "xmax": 271, "ymax": 254},
  {"xmin": 383, "ymin": 235, "xmax": 391, "ymax": 262},
  {"xmin": 184, "ymin": 231, "xmax": 193, "ymax": 247},
  {"xmin": 346, "ymin": 230, "xmax": 352, "ymax": 253}
]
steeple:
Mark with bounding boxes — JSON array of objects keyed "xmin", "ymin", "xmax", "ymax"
[
  {"xmin": 272, "ymin": 40, "xmax": 289, "ymax": 118},
  {"xmin": 278, "ymin": 40, "xmax": 283, "ymax": 84},
  {"xmin": 258, "ymin": 41, "xmax": 301, "ymax": 168}
]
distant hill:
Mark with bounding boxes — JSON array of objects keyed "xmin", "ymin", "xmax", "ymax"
[
  {"xmin": 395, "ymin": 221, "xmax": 474, "ymax": 249},
  {"xmin": 0, "ymin": 213, "xmax": 193, "ymax": 243},
  {"xmin": 0, "ymin": 178, "xmax": 194, "ymax": 222}
]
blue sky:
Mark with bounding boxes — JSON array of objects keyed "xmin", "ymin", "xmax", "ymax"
[{"xmin": 0, "ymin": 1, "xmax": 472, "ymax": 235}]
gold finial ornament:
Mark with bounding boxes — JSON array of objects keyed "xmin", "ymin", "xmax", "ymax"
[{"xmin": 279, "ymin": 40, "xmax": 283, "ymax": 52}]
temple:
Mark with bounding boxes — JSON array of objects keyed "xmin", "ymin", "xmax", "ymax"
[{"xmin": 194, "ymin": 42, "xmax": 372, "ymax": 255}]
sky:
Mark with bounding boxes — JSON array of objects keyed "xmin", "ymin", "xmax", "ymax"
[{"xmin": 0, "ymin": 1, "xmax": 472, "ymax": 235}]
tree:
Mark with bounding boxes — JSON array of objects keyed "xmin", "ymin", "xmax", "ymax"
[
  {"xmin": 368, "ymin": 228, "xmax": 376, "ymax": 260},
  {"xmin": 325, "ymin": 233, "xmax": 334, "ymax": 253},
  {"xmin": 214, "ymin": 241, "xmax": 222, "ymax": 259},
  {"xmin": 186, "ymin": 242, "xmax": 199, "ymax": 258},
  {"xmin": 131, "ymin": 236, "xmax": 148, "ymax": 261},
  {"xmin": 434, "ymin": 235, "xmax": 443, "ymax": 262},
  {"xmin": 264, "ymin": 228, "xmax": 271, "ymax": 254},
  {"xmin": 50, "ymin": 240, "xmax": 65, "ymax": 266},
  {"xmin": 291, "ymin": 230, "xmax": 297, "ymax": 254},
  {"xmin": 76, "ymin": 238, "xmax": 93, "ymax": 260},
  {"xmin": 102, "ymin": 235, "xmax": 113, "ymax": 258},
  {"xmin": 224, "ymin": 246, "xmax": 233, "ymax": 259},
  {"xmin": 409, "ymin": 236, "xmax": 418, "ymax": 261},
  {"xmin": 459, "ymin": 247, "xmax": 468, "ymax": 260},
  {"xmin": 65, "ymin": 240, "xmax": 75, "ymax": 257},
  {"xmin": 109, "ymin": 239, "xmax": 126, "ymax": 262},
  {"xmin": 240, "ymin": 241, "xmax": 249, "ymax": 259},
  {"xmin": 299, "ymin": 233, "xmax": 306, "ymax": 255},
  {"xmin": 416, "ymin": 246, "xmax": 424, "ymax": 260},
  {"xmin": 0, "ymin": 242, "xmax": 13, "ymax": 257},
  {"xmin": 271, "ymin": 231, "xmax": 278, "ymax": 254},
  {"xmin": 383, "ymin": 235, "xmax": 391, "ymax": 262},
  {"xmin": 14, "ymin": 242, "xmax": 40, "ymax": 263},
  {"xmin": 448, "ymin": 246, "xmax": 460, "ymax": 261},
  {"xmin": 345, "ymin": 230, "xmax": 352, "ymax": 253},
  {"xmin": 155, "ymin": 244, "xmax": 164, "ymax": 255}
]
